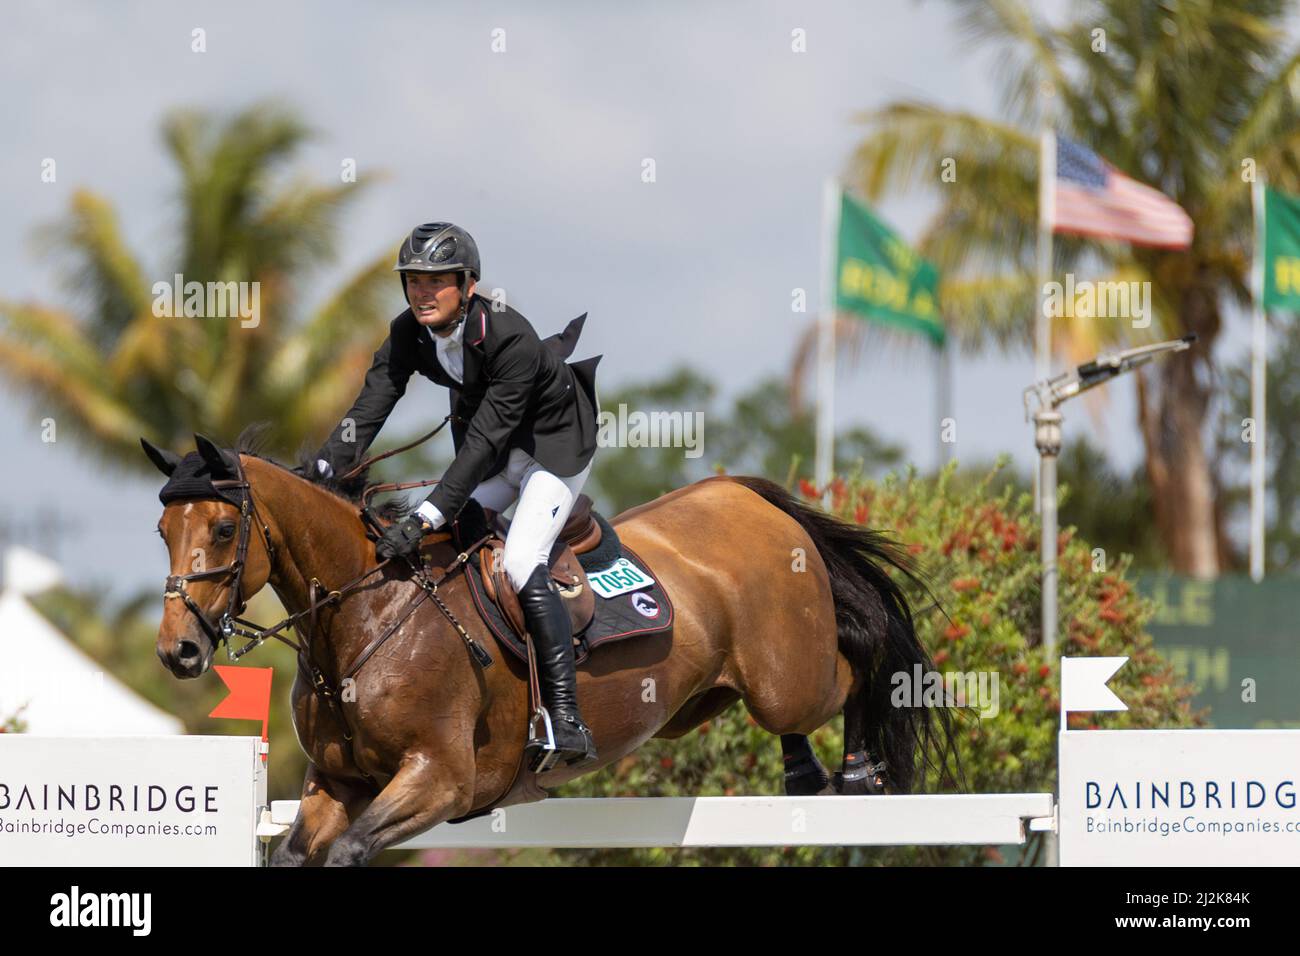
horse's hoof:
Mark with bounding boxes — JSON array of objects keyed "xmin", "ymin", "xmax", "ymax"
[
  {"xmin": 784, "ymin": 767, "xmax": 831, "ymax": 796},
  {"xmin": 269, "ymin": 841, "xmax": 308, "ymax": 867},
  {"xmin": 833, "ymin": 766, "xmax": 888, "ymax": 796}
]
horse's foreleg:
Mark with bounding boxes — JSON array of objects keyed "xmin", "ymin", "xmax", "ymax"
[
  {"xmin": 322, "ymin": 752, "xmax": 473, "ymax": 867},
  {"xmin": 270, "ymin": 763, "xmax": 373, "ymax": 867}
]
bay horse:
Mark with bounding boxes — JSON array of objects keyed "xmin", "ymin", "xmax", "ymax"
[{"xmin": 144, "ymin": 434, "xmax": 954, "ymax": 866}]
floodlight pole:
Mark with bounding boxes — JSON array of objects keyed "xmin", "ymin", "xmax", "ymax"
[
  {"xmin": 1034, "ymin": 407, "xmax": 1064, "ymax": 654},
  {"xmin": 1023, "ymin": 334, "xmax": 1195, "ymax": 867}
]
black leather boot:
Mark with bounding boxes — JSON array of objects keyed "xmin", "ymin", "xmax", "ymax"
[{"xmin": 517, "ymin": 563, "xmax": 597, "ymax": 768}]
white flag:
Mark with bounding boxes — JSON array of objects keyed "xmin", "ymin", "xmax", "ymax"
[{"xmin": 1060, "ymin": 656, "xmax": 1128, "ymax": 719}]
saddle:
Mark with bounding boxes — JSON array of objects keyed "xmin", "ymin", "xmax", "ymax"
[{"xmin": 476, "ymin": 494, "xmax": 601, "ymax": 641}]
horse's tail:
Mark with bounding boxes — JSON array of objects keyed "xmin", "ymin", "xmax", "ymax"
[{"xmin": 725, "ymin": 475, "xmax": 959, "ymax": 794}]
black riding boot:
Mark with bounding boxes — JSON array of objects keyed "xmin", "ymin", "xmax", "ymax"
[{"xmin": 517, "ymin": 563, "xmax": 597, "ymax": 768}]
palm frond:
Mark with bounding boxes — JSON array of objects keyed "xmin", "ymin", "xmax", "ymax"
[{"xmin": 30, "ymin": 190, "xmax": 151, "ymax": 346}]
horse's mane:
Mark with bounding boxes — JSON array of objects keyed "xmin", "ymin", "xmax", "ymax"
[{"xmin": 235, "ymin": 424, "xmax": 412, "ymax": 522}]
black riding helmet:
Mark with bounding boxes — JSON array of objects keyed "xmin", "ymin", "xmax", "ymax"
[{"xmin": 395, "ymin": 222, "xmax": 481, "ymax": 324}]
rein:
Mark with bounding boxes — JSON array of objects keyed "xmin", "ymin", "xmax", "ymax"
[
  {"xmin": 338, "ymin": 413, "xmax": 466, "ymax": 483},
  {"xmin": 162, "ymin": 415, "xmax": 494, "ymax": 695},
  {"xmin": 344, "ymin": 413, "xmax": 466, "ymax": 539},
  {"xmin": 160, "ymin": 417, "xmax": 504, "ymax": 788}
]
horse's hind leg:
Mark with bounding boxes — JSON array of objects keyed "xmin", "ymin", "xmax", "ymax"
[
  {"xmin": 323, "ymin": 752, "xmax": 473, "ymax": 867},
  {"xmin": 271, "ymin": 764, "xmax": 373, "ymax": 867},
  {"xmin": 834, "ymin": 689, "xmax": 888, "ymax": 795},
  {"xmin": 780, "ymin": 734, "xmax": 834, "ymax": 796}
]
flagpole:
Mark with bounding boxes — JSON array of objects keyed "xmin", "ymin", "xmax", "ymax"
[
  {"xmin": 1035, "ymin": 124, "xmax": 1057, "ymax": 519},
  {"xmin": 936, "ymin": 337, "xmax": 952, "ymax": 468},
  {"xmin": 1036, "ymin": 127, "xmax": 1056, "ymax": 383},
  {"xmin": 1250, "ymin": 178, "xmax": 1267, "ymax": 582},
  {"xmin": 1035, "ymin": 118, "xmax": 1060, "ymax": 660},
  {"xmin": 815, "ymin": 179, "xmax": 841, "ymax": 505}
]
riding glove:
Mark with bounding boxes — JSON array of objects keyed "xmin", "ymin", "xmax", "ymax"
[{"xmin": 376, "ymin": 514, "xmax": 431, "ymax": 560}]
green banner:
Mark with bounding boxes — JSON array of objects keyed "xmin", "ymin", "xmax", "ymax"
[
  {"xmin": 834, "ymin": 192, "xmax": 944, "ymax": 345},
  {"xmin": 1262, "ymin": 184, "xmax": 1300, "ymax": 310},
  {"xmin": 1136, "ymin": 573, "xmax": 1300, "ymax": 728}
]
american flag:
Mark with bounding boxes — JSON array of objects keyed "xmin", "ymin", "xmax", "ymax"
[{"xmin": 1048, "ymin": 136, "xmax": 1193, "ymax": 249}]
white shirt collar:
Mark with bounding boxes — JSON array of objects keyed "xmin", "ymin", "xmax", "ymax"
[{"xmin": 428, "ymin": 319, "xmax": 465, "ymax": 349}]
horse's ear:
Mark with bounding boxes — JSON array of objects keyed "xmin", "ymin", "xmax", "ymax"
[
  {"xmin": 140, "ymin": 438, "xmax": 182, "ymax": 476},
  {"xmin": 194, "ymin": 433, "xmax": 237, "ymax": 476}
]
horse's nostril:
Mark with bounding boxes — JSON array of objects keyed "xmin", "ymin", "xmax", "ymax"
[{"xmin": 178, "ymin": 640, "xmax": 202, "ymax": 662}]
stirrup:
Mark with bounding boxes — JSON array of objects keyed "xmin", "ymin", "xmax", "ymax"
[
  {"xmin": 526, "ymin": 708, "xmax": 595, "ymax": 772},
  {"xmin": 526, "ymin": 705, "xmax": 561, "ymax": 773}
]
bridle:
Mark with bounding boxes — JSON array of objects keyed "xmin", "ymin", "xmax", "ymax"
[
  {"xmin": 158, "ymin": 433, "xmax": 499, "ymax": 786},
  {"xmin": 159, "ymin": 419, "xmax": 494, "ymax": 676},
  {"xmin": 161, "ymin": 455, "xmax": 277, "ymax": 652},
  {"xmin": 156, "ymin": 421, "xmax": 507, "ymax": 786}
]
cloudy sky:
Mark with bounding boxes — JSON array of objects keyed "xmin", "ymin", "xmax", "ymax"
[{"xmin": 0, "ymin": 0, "xmax": 1268, "ymax": 597}]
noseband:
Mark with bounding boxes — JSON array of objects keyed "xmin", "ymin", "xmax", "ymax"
[{"xmin": 162, "ymin": 456, "xmax": 276, "ymax": 651}]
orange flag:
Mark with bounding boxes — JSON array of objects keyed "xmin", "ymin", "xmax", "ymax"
[{"xmin": 209, "ymin": 666, "xmax": 273, "ymax": 743}]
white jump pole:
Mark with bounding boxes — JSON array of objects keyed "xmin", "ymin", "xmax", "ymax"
[{"xmin": 265, "ymin": 794, "xmax": 1055, "ymax": 850}]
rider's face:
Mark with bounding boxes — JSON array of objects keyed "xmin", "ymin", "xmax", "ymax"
[{"xmin": 406, "ymin": 272, "xmax": 475, "ymax": 331}]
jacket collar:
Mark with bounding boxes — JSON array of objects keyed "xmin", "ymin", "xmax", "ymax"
[{"xmin": 464, "ymin": 295, "xmax": 489, "ymax": 348}]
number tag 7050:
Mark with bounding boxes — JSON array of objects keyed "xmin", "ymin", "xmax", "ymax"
[{"xmin": 587, "ymin": 557, "xmax": 653, "ymax": 599}]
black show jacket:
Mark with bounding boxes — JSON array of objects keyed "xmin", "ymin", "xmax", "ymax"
[{"xmin": 319, "ymin": 294, "xmax": 600, "ymax": 521}]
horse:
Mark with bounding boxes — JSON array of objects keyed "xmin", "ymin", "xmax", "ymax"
[{"xmin": 144, "ymin": 433, "xmax": 955, "ymax": 866}]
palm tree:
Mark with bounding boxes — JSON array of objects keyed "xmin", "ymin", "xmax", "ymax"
[
  {"xmin": 0, "ymin": 101, "xmax": 401, "ymax": 467},
  {"xmin": 802, "ymin": 0, "xmax": 1300, "ymax": 576}
]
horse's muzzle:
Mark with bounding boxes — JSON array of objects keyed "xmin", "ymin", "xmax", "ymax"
[{"xmin": 157, "ymin": 632, "xmax": 214, "ymax": 679}]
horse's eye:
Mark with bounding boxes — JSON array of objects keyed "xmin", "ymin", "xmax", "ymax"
[{"xmin": 215, "ymin": 523, "xmax": 236, "ymax": 541}]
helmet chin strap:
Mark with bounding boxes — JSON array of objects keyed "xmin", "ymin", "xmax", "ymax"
[
  {"xmin": 429, "ymin": 288, "xmax": 469, "ymax": 332},
  {"xmin": 427, "ymin": 312, "xmax": 465, "ymax": 333}
]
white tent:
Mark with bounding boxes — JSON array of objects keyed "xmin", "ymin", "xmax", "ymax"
[{"xmin": 0, "ymin": 546, "xmax": 183, "ymax": 735}]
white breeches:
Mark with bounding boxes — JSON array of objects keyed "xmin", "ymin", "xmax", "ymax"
[{"xmin": 470, "ymin": 447, "xmax": 593, "ymax": 591}]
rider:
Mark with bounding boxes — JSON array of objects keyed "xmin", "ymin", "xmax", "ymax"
[{"xmin": 311, "ymin": 222, "xmax": 600, "ymax": 767}]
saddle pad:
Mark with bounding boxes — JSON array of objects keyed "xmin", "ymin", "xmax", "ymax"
[{"xmin": 464, "ymin": 542, "xmax": 674, "ymax": 665}]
